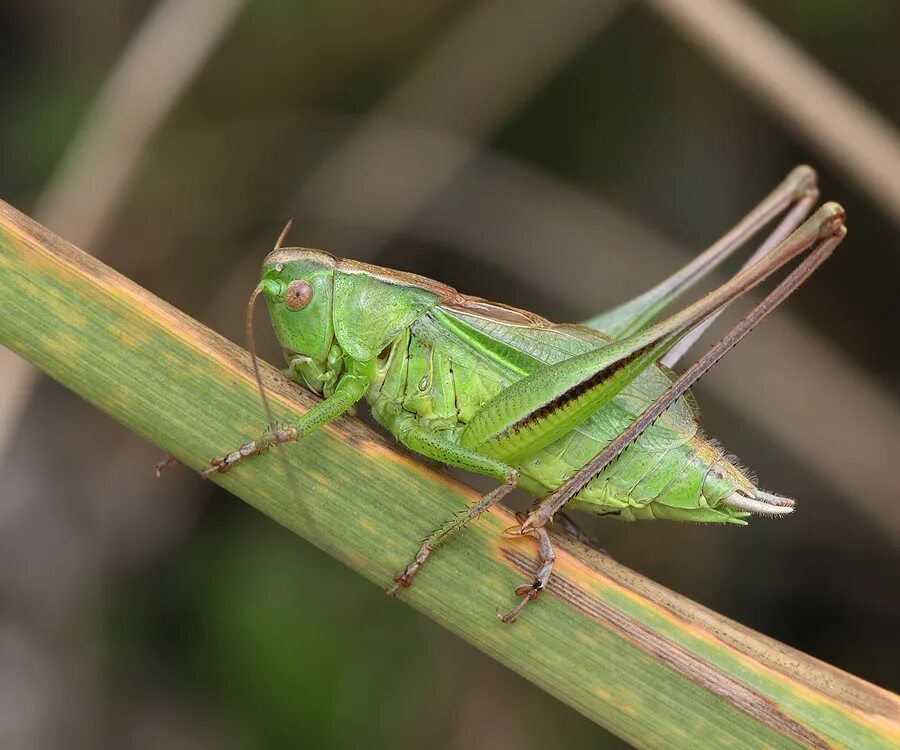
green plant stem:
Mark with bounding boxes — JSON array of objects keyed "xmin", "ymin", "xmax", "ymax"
[{"xmin": 0, "ymin": 199, "xmax": 897, "ymax": 748}]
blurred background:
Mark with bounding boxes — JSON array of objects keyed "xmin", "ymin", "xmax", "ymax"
[{"xmin": 1, "ymin": 1, "xmax": 898, "ymax": 748}]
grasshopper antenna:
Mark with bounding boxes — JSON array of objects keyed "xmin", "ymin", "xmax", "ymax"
[
  {"xmin": 243, "ymin": 221, "xmax": 319, "ymax": 531},
  {"xmin": 246, "ymin": 218, "xmax": 294, "ymax": 435},
  {"xmin": 246, "ymin": 281, "xmax": 279, "ymax": 438},
  {"xmin": 274, "ymin": 217, "xmax": 294, "ymax": 251},
  {"xmin": 154, "ymin": 263, "xmax": 283, "ymax": 479}
]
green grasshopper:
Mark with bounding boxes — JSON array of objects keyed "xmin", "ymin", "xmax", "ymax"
[{"xmin": 205, "ymin": 166, "xmax": 846, "ymax": 622}]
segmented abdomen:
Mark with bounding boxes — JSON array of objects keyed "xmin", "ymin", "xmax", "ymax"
[{"xmin": 368, "ymin": 315, "xmax": 754, "ymax": 522}]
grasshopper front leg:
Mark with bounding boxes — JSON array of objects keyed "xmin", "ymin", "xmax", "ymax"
[{"xmin": 204, "ymin": 360, "xmax": 372, "ymax": 476}]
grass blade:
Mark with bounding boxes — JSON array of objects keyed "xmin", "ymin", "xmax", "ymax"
[{"xmin": 0, "ymin": 199, "xmax": 897, "ymax": 748}]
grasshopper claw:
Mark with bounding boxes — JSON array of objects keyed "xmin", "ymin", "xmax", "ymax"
[
  {"xmin": 202, "ymin": 448, "xmax": 248, "ymax": 478},
  {"xmin": 386, "ymin": 567, "xmax": 416, "ymax": 597},
  {"xmin": 385, "ymin": 576, "xmax": 408, "ymax": 597},
  {"xmin": 497, "ymin": 586, "xmax": 541, "ymax": 623},
  {"xmin": 201, "ymin": 457, "xmax": 229, "ymax": 478}
]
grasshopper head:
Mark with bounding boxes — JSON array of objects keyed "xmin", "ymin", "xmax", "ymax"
[{"xmin": 259, "ymin": 248, "xmax": 336, "ymax": 363}]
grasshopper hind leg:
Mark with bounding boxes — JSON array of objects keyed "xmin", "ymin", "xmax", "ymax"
[{"xmin": 498, "ymin": 202, "xmax": 844, "ymax": 618}]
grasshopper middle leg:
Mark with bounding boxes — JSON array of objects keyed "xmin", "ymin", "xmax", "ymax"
[
  {"xmin": 387, "ymin": 471, "xmax": 518, "ymax": 595},
  {"xmin": 382, "ymin": 410, "xmax": 519, "ymax": 594}
]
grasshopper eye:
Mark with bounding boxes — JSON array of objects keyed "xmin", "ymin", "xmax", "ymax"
[{"xmin": 285, "ymin": 280, "xmax": 313, "ymax": 311}]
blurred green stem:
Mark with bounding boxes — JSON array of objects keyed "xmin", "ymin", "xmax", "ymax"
[{"xmin": 0, "ymin": 199, "xmax": 897, "ymax": 749}]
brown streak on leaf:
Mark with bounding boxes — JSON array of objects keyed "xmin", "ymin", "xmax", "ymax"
[
  {"xmin": 553, "ymin": 536, "xmax": 900, "ymax": 723},
  {"xmin": 500, "ymin": 546, "xmax": 830, "ymax": 749}
]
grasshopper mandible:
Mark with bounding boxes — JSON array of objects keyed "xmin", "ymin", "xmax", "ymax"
[{"xmin": 205, "ymin": 166, "xmax": 845, "ymax": 622}]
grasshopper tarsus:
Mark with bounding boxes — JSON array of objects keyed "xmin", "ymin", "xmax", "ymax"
[
  {"xmin": 498, "ymin": 526, "xmax": 555, "ymax": 623},
  {"xmin": 386, "ymin": 545, "xmax": 432, "ymax": 597},
  {"xmin": 385, "ymin": 578, "xmax": 409, "ymax": 598},
  {"xmin": 204, "ymin": 428, "xmax": 300, "ymax": 478},
  {"xmin": 498, "ymin": 589, "xmax": 540, "ymax": 624}
]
